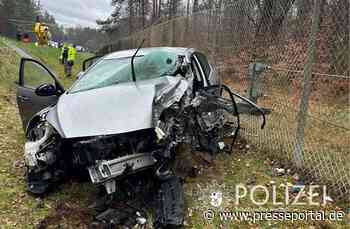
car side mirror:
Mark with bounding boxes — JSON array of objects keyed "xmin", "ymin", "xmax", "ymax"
[{"xmin": 35, "ymin": 83, "xmax": 58, "ymax": 96}]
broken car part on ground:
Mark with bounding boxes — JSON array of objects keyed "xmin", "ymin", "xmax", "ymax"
[{"xmin": 16, "ymin": 47, "xmax": 267, "ymax": 227}]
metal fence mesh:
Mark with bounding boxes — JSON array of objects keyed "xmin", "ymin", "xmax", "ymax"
[{"xmin": 99, "ymin": 0, "xmax": 350, "ymax": 200}]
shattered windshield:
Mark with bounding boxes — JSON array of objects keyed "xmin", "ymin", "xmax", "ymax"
[{"xmin": 70, "ymin": 50, "xmax": 178, "ymax": 93}]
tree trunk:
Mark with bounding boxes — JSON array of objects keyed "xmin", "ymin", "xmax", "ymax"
[
  {"xmin": 193, "ymin": 0, "xmax": 198, "ymax": 14},
  {"xmin": 152, "ymin": 0, "xmax": 156, "ymax": 21},
  {"xmin": 158, "ymin": 0, "xmax": 161, "ymax": 19},
  {"xmin": 256, "ymin": 0, "xmax": 296, "ymax": 40},
  {"xmin": 128, "ymin": 0, "xmax": 134, "ymax": 34},
  {"xmin": 142, "ymin": 0, "xmax": 145, "ymax": 28},
  {"xmin": 186, "ymin": 0, "xmax": 190, "ymax": 16}
]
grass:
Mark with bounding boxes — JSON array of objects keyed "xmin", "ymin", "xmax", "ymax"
[
  {"xmin": 0, "ymin": 38, "xmax": 96, "ymax": 227},
  {"xmin": 0, "ymin": 37, "xmax": 349, "ymax": 228},
  {"xmin": 0, "ymin": 39, "xmax": 43, "ymax": 227},
  {"xmin": 8, "ymin": 38, "xmax": 93, "ymax": 88}
]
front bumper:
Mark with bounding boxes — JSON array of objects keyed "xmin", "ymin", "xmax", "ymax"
[{"xmin": 88, "ymin": 153, "xmax": 157, "ymax": 184}]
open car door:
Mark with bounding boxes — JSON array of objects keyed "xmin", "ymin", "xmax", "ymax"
[
  {"xmin": 82, "ymin": 56, "xmax": 102, "ymax": 72},
  {"xmin": 16, "ymin": 58, "xmax": 64, "ymax": 130}
]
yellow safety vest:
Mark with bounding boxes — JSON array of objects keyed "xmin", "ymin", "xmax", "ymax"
[
  {"xmin": 34, "ymin": 22, "xmax": 41, "ymax": 34},
  {"xmin": 67, "ymin": 47, "xmax": 77, "ymax": 62}
]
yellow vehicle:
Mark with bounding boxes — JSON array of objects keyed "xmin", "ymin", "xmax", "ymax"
[{"xmin": 34, "ymin": 17, "xmax": 51, "ymax": 46}]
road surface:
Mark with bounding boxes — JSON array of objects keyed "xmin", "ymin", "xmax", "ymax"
[{"xmin": 2, "ymin": 39, "xmax": 32, "ymax": 58}]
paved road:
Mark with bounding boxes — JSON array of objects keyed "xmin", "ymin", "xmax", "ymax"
[{"xmin": 2, "ymin": 39, "xmax": 32, "ymax": 58}]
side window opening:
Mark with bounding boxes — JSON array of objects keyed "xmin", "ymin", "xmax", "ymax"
[
  {"xmin": 22, "ymin": 61, "xmax": 56, "ymax": 89},
  {"xmin": 190, "ymin": 57, "xmax": 205, "ymax": 93},
  {"xmin": 194, "ymin": 52, "xmax": 211, "ymax": 80},
  {"xmin": 191, "ymin": 61, "xmax": 201, "ymax": 81}
]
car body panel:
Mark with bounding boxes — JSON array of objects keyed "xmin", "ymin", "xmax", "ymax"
[
  {"xmin": 17, "ymin": 58, "xmax": 64, "ymax": 130},
  {"xmin": 48, "ymin": 82, "xmax": 155, "ymax": 138},
  {"xmin": 46, "ymin": 76, "xmax": 189, "ymax": 138}
]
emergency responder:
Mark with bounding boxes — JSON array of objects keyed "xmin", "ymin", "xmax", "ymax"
[
  {"xmin": 34, "ymin": 16, "xmax": 50, "ymax": 46},
  {"xmin": 65, "ymin": 44, "xmax": 77, "ymax": 77},
  {"xmin": 42, "ymin": 26, "xmax": 51, "ymax": 44},
  {"xmin": 34, "ymin": 16, "xmax": 41, "ymax": 45},
  {"xmin": 60, "ymin": 43, "xmax": 69, "ymax": 65}
]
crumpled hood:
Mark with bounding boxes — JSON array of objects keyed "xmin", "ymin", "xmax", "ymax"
[{"xmin": 46, "ymin": 76, "xmax": 189, "ymax": 138}]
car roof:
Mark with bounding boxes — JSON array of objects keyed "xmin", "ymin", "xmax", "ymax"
[{"xmin": 103, "ymin": 47, "xmax": 194, "ymax": 60}]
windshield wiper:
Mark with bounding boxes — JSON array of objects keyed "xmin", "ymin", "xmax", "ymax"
[{"xmin": 131, "ymin": 39, "xmax": 145, "ymax": 82}]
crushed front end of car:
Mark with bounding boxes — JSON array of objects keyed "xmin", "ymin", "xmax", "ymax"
[{"xmin": 22, "ymin": 49, "xmax": 267, "ymax": 228}]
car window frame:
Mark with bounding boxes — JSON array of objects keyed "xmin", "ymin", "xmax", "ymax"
[
  {"xmin": 19, "ymin": 58, "xmax": 63, "ymax": 91},
  {"xmin": 192, "ymin": 55, "xmax": 209, "ymax": 87},
  {"xmin": 82, "ymin": 55, "xmax": 103, "ymax": 72},
  {"xmin": 189, "ymin": 57, "xmax": 200, "ymax": 79},
  {"xmin": 69, "ymin": 54, "xmax": 174, "ymax": 94},
  {"xmin": 68, "ymin": 57, "xmax": 130, "ymax": 93},
  {"xmin": 193, "ymin": 52, "xmax": 212, "ymax": 85}
]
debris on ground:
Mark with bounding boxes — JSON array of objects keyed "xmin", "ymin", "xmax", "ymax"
[
  {"xmin": 275, "ymin": 168, "xmax": 285, "ymax": 175},
  {"xmin": 292, "ymin": 173, "xmax": 301, "ymax": 182},
  {"xmin": 324, "ymin": 195, "xmax": 334, "ymax": 203}
]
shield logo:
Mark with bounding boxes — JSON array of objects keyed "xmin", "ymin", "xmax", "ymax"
[{"xmin": 210, "ymin": 191, "xmax": 223, "ymax": 207}]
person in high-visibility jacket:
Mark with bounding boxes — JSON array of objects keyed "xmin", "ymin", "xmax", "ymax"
[
  {"xmin": 65, "ymin": 44, "xmax": 77, "ymax": 77},
  {"xmin": 59, "ymin": 44, "xmax": 69, "ymax": 65}
]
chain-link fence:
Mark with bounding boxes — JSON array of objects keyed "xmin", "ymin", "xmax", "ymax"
[{"xmin": 99, "ymin": 0, "xmax": 350, "ymax": 201}]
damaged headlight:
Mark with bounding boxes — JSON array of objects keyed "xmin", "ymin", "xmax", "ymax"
[{"xmin": 24, "ymin": 122, "xmax": 56, "ymax": 168}]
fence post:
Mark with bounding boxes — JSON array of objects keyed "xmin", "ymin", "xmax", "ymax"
[
  {"xmin": 293, "ymin": 0, "xmax": 321, "ymax": 168},
  {"xmin": 248, "ymin": 63, "xmax": 270, "ymax": 103}
]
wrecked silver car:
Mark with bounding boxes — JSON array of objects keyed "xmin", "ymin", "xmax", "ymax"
[{"xmin": 16, "ymin": 46, "xmax": 266, "ymax": 227}]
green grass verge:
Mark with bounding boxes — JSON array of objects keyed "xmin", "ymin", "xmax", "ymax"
[
  {"xmin": 0, "ymin": 38, "xmax": 96, "ymax": 227},
  {"xmin": 8, "ymin": 38, "xmax": 93, "ymax": 88}
]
